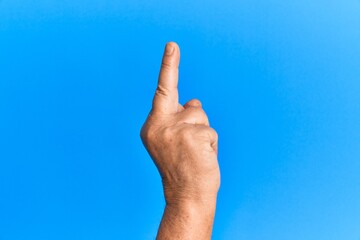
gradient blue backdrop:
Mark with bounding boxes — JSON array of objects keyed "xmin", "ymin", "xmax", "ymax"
[{"xmin": 1, "ymin": 1, "xmax": 360, "ymax": 239}]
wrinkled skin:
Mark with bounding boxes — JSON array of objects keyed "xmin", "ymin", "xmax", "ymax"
[{"xmin": 140, "ymin": 42, "xmax": 220, "ymax": 239}]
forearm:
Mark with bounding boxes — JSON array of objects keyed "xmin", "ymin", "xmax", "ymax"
[{"xmin": 156, "ymin": 198, "xmax": 217, "ymax": 240}]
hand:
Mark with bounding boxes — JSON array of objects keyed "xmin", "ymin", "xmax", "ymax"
[
  {"xmin": 140, "ymin": 42, "xmax": 220, "ymax": 239},
  {"xmin": 140, "ymin": 42, "xmax": 220, "ymax": 205}
]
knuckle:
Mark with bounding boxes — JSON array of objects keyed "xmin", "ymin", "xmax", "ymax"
[
  {"xmin": 192, "ymin": 108, "xmax": 209, "ymax": 123},
  {"xmin": 180, "ymin": 107, "xmax": 210, "ymax": 126},
  {"xmin": 161, "ymin": 61, "xmax": 173, "ymax": 71},
  {"xmin": 140, "ymin": 125, "xmax": 151, "ymax": 143},
  {"xmin": 209, "ymin": 127, "xmax": 218, "ymax": 139},
  {"xmin": 188, "ymin": 107, "xmax": 206, "ymax": 117},
  {"xmin": 213, "ymin": 129, "xmax": 219, "ymax": 141},
  {"xmin": 155, "ymin": 85, "xmax": 169, "ymax": 98},
  {"xmin": 178, "ymin": 127, "xmax": 194, "ymax": 141},
  {"xmin": 200, "ymin": 127, "xmax": 218, "ymax": 141},
  {"xmin": 197, "ymin": 108, "xmax": 208, "ymax": 118},
  {"xmin": 162, "ymin": 126, "xmax": 174, "ymax": 142},
  {"xmin": 140, "ymin": 122, "xmax": 159, "ymax": 144}
]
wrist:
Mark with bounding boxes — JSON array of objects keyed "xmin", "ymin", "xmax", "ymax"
[
  {"xmin": 161, "ymin": 171, "xmax": 220, "ymax": 205},
  {"xmin": 162, "ymin": 182, "xmax": 219, "ymax": 207},
  {"xmin": 166, "ymin": 193, "xmax": 217, "ymax": 210},
  {"xmin": 158, "ymin": 196, "xmax": 217, "ymax": 239}
]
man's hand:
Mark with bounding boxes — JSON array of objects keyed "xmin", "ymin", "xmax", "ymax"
[{"xmin": 140, "ymin": 42, "xmax": 220, "ymax": 239}]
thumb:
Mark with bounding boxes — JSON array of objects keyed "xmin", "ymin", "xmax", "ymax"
[
  {"xmin": 152, "ymin": 42, "xmax": 180, "ymax": 114},
  {"xmin": 183, "ymin": 99, "xmax": 202, "ymax": 109}
]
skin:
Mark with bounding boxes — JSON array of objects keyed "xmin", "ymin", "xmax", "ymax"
[{"xmin": 140, "ymin": 42, "xmax": 220, "ymax": 239}]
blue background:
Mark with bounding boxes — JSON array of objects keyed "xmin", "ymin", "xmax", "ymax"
[{"xmin": 1, "ymin": 1, "xmax": 360, "ymax": 239}]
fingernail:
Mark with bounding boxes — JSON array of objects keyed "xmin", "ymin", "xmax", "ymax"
[{"xmin": 165, "ymin": 43, "xmax": 174, "ymax": 56}]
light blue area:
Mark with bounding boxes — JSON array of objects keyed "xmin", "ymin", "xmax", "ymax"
[{"xmin": 1, "ymin": 1, "xmax": 360, "ymax": 239}]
